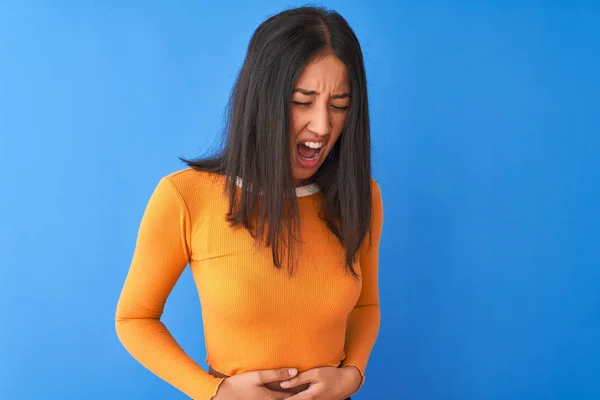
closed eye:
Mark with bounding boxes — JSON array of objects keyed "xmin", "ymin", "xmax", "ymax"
[
  {"xmin": 292, "ymin": 101, "xmax": 311, "ymax": 108},
  {"xmin": 292, "ymin": 101, "xmax": 349, "ymax": 111},
  {"xmin": 331, "ymin": 104, "xmax": 349, "ymax": 111}
]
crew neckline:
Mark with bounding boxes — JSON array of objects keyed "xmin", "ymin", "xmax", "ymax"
[{"xmin": 235, "ymin": 177, "xmax": 320, "ymax": 197}]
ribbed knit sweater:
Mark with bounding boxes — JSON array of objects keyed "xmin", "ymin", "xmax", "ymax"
[{"xmin": 115, "ymin": 168, "xmax": 384, "ymax": 399}]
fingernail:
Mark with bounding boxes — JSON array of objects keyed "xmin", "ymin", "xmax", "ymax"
[
  {"xmin": 288, "ymin": 368, "xmax": 297, "ymax": 376},
  {"xmin": 281, "ymin": 381, "xmax": 290, "ymax": 388}
]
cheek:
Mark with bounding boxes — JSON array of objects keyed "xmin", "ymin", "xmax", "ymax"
[
  {"xmin": 290, "ymin": 110, "xmax": 304, "ymax": 135},
  {"xmin": 331, "ymin": 113, "xmax": 347, "ymax": 137}
]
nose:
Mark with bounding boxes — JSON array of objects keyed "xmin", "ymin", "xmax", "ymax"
[{"xmin": 307, "ymin": 105, "xmax": 331, "ymax": 136}]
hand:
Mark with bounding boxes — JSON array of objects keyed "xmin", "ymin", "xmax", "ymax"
[
  {"xmin": 278, "ymin": 366, "xmax": 362, "ymax": 400},
  {"xmin": 212, "ymin": 368, "xmax": 299, "ymax": 400}
]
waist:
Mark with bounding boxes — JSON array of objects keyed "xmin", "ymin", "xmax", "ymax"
[
  {"xmin": 208, "ymin": 365, "xmax": 354, "ymax": 399},
  {"xmin": 208, "ymin": 365, "xmax": 310, "ymax": 394}
]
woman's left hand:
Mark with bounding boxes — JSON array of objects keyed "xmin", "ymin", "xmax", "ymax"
[{"xmin": 279, "ymin": 366, "xmax": 361, "ymax": 399}]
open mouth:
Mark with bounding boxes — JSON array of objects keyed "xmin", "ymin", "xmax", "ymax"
[
  {"xmin": 295, "ymin": 140, "xmax": 324, "ymax": 168},
  {"xmin": 297, "ymin": 141, "xmax": 323, "ymax": 161}
]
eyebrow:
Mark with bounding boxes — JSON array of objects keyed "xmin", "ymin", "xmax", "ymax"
[{"xmin": 293, "ymin": 88, "xmax": 351, "ymax": 99}]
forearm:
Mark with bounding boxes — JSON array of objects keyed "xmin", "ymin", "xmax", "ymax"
[
  {"xmin": 341, "ymin": 303, "xmax": 381, "ymax": 387},
  {"xmin": 116, "ymin": 315, "xmax": 224, "ymax": 400}
]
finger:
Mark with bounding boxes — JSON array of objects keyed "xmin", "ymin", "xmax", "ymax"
[
  {"xmin": 281, "ymin": 384, "xmax": 318, "ymax": 400},
  {"xmin": 255, "ymin": 368, "xmax": 298, "ymax": 384},
  {"xmin": 279, "ymin": 370, "xmax": 316, "ymax": 389},
  {"xmin": 260, "ymin": 387, "xmax": 296, "ymax": 400}
]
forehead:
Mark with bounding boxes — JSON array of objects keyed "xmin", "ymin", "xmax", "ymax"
[{"xmin": 295, "ymin": 54, "xmax": 350, "ymax": 92}]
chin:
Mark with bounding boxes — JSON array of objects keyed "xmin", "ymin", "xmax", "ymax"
[
  {"xmin": 293, "ymin": 173, "xmax": 314, "ymax": 183},
  {"xmin": 292, "ymin": 169, "xmax": 317, "ymax": 184}
]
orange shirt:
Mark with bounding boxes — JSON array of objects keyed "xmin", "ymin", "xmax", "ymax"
[{"xmin": 115, "ymin": 168, "xmax": 384, "ymax": 399}]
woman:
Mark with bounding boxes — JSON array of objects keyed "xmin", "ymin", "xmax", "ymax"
[{"xmin": 116, "ymin": 6, "xmax": 384, "ymax": 400}]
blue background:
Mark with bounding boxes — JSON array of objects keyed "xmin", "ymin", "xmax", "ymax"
[{"xmin": 1, "ymin": 1, "xmax": 599, "ymax": 399}]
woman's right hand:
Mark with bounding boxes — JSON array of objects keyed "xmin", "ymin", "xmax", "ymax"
[{"xmin": 211, "ymin": 368, "xmax": 299, "ymax": 400}]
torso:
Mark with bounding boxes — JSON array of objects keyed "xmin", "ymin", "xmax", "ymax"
[{"xmin": 169, "ymin": 169, "xmax": 363, "ymax": 376}]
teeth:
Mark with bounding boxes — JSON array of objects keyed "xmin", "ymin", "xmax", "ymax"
[{"xmin": 303, "ymin": 141, "xmax": 323, "ymax": 149}]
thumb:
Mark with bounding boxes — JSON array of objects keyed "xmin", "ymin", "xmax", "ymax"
[
  {"xmin": 279, "ymin": 371, "xmax": 314, "ymax": 389},
  {"xmin": 254, "ymin": 368, "xmax": 298, "ymax": 384}
]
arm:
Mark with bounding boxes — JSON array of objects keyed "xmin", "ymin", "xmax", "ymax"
[
  {"xmin": 340, "ymin": 179, "xmax": 384, "ymax": 390},
  {"xmin": 115, "ymin": 177, "xmax": 224, "ymax": 399}
]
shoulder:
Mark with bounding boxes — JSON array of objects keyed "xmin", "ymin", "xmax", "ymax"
[
  {"xmin": 369, "ymin": 177, "xmax": 381, "ymax": 195},
  {"xmin": 369, "ymin": 176, "xmax": 384, "ymax": 223},
  {"xmin": 158, "ymin": 167, "xmax": 227, "ymax": 211},
  {"xmin": 369, "ymin": 177, "xmax": 383, "ymax": 206},
  {"xmin": 161, "ymin": 167, "xmax": 225, "ymax": 192}
]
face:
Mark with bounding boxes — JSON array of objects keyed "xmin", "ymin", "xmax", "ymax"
[{"xmin": 289, "ymin": 53, "xmax": 350, "ymax": 186}]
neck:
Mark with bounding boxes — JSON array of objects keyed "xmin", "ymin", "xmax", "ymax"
[
  {"xmin": 294, "ymin": 178, "xmax": 312, "ymax": 188},
  {"xmin": 235, "ymin": 176, "xmax": 319, "ymax": 197}
]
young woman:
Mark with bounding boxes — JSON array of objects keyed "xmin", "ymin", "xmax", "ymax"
[{"xmin": 116, "ymin": 6, "xmax": 384, "ymax": 400}]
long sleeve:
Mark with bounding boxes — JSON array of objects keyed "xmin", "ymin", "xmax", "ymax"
[
  {"xmin": 340, "ymin": 179, "xmax": 384, "ymax": 388},
  {"xmin": 115, "ymin": 177, "xmax": 224, "ymax": 399}
]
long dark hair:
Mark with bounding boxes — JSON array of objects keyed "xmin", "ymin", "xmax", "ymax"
[{"xmin": 181, "ymin": 6, "xmax": 372, "ymax": 277}]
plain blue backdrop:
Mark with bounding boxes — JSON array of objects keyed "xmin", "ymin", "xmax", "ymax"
[{"xmin": 1, "ymin": 1, "xmax": 599, "ymax": 399}]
